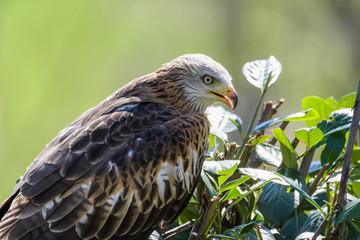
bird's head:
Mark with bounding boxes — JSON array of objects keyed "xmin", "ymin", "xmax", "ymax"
[{"xmin": 155, "ymin": 54, "xmax": 238, "ymax": 113}]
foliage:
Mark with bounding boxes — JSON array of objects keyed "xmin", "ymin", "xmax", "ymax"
[{"xmin": 153, "ymin": 57, "xmax": 359, "ymax": 239}]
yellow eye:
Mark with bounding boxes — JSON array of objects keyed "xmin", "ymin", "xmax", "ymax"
[{"xmin": 202, "ymin": 75, "xmax": 213, "ymax": 84}]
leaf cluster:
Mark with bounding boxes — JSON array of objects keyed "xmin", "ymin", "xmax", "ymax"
[{"xmin": 151, "ymin": 57, "xmax": 359, "ymax": 240}]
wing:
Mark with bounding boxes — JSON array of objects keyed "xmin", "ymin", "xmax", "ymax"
[{"xmin": 0, "ymin": 102, "xmax": 209, "ymax": 240}]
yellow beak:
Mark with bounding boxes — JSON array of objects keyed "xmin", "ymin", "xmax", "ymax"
[{"xmin": 207, "ymin": 86, "xmax": 238, "ymax": 110}]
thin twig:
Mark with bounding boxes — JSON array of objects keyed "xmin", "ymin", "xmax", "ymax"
[
  {"xmin": 163, "ymin": 222, "xmax": 193, "ymax": 240},
  {"xmin": 291, "ymin": 137, "xmax": 300, "ymax": 149},
  {"xmin": 298, "ymin": 163, "xmax": 329, "ymax": 211},
  {"xmin": 336, "ymin": 79, "xmax": 360, "ymax": 239},
  {"xmin": 196, "ymin": 180, "xmax": 204, "ymax": 211},
  {"xmin": 248, "ymin": 99, "xmax": 285, "ymax": 167},
  {"xmin": 258, "ymin": 99, "xmax": 285, "ymax": 135},
  {"xmin": 225, "ymin": 142, "xmax": 239, "ymax": 159},
  {"xmin": 197, "ymin": 196, "xmax": 220, "ymax": 238},
  {"xmin": 299, "ymin": 148, "xmax": 316, "ymax": 177},
  {"xmin": 239, "ymin": 143, "xmax": 252, "ymax": 168},
  {"xmin": 312, "ymin": 218, "xmax": 327, "ymax": 240},
  {"xmin": 188, "ymin": 207, "xmax": 205, "ymax": 240},
  {"xmin": 254, "ymin": 224, "xmax": 263, "ymax": 240}
]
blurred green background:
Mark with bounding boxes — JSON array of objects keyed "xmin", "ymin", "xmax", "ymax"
[{"xmin": 0, "ymin": 0, "xmax": 358, "ymax": 200}]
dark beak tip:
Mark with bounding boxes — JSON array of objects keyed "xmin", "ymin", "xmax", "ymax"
[{"xmin": 230, "ymin": 92, "xmax": 238, "ymax": 110}]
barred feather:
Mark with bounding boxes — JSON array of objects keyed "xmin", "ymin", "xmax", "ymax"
[{"xmin": 0, "ymin": 54, "xmax": 237, "ymax": 240}]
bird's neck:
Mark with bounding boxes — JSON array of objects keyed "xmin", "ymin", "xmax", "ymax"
[{"xmin": 114, "ymin": 73, "xmax": 194, "ymax": 113}]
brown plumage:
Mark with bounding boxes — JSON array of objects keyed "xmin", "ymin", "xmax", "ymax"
[{"xmin": 0, "ymin": 54, "xmax": 238, "ymax": 240}]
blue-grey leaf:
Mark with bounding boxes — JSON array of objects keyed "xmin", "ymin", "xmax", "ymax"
[
  {"xmin": 252, "ymin": 109, "xmax": 319, "ymax": 134},
  {"xmin": 206, "ymin": 105, "xmax": 242, "ymax": 133},
  {"xmin": 308, "ymin": 161, "xmax": 322, "ymax": 174},
  {"xmin": 255, "ymin": 144, "xmax": 282, "ymax": 167},
  {"xmin": 203, "ymin": 160, "xmax": 241, "ymax": 175}
]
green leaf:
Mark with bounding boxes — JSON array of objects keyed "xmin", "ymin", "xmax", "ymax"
[
  {"xmin": 177, "ymin": 203, "xmax": 200, "ymax": 224},
  {"xmin": 203, "ymin": 160, "xmax": 240, "ymax": 176},
  {"xmin": 325, "ymin": 96, "xmax": 337, "ymax": 107},
  {"xmin": 201, "ymin": 170, "xmax": 218, "ymax": 197},
  {"xmin": 280, "ymin": 142, "xmax": 298, "ymax": 170},
  {"xmin": 251, "ymin": 135, "xmax": 271, "ymax": 146},
  {"xmin": 320, "ymin": 131, "xmax": 346, "ymax": 165},
  {"xmin": 348, "ymin": 221, "xmax": 360, "ymax": 240},
  {"xmin": 242, "ymin": 55, "xmax": 282, "ymax": 91},
  {"xmin": 221, "ymin": 175, "xmax": 252, "ymax": 193},
  {"xmin": 298, "ymin": 211, "xmax": 325, "ymax": 236},
  {"xmin": 351, "ymin": 147, "xmax": 360, "ymax": 163},
  {"xmin": 242, "ymin": 226, "xmax": 276, "ymax": 240},
  {"xmin": 229, "ymin": 118, "xmax": 243, "ymax": 136},
  {"xmin": 223, "ymin": 219, "xmax": 263, "ymax": 236},
  {"xmin": 210, "ymin": 127, "xmax": 228, "ymax": 143},
  {"xmin": 285, "ymin": 108, "xmax": 320, "ymax": 121},
  {"xmin": 218, "ymin": 162, "xmax": 239, "ymax": 186},
  {"xmin": 220, "ymin": 179, "xmax": 276, "ymax": 226},
  {"xmin": 272, "ymin": 128, "xmax": 293, "ymax": 152},
  {"xmin": 221, "ymin": 187, "xmax": 242, "ymax": 202},
  {"xmin": 323, "ymin": 109, "xmax": 352, "ymax": 136},
  {"xmin": 276, "ymin": 173, "xmax": 325, "ymax": 217},
  {"xmin": 316, "ymin": 109, "xmax": 352, "ymax": 137},
  {"xmin": 255, "ymin": 144, "xmax": 282, "ymax": 167},
  {"xmin": 335, "ymin": 199, "xmax": 360, "ymax": 224},
  {"xmin": 280, "ymin": 211, "xmax": 308, "ymax": 239},
  {"xmin": 302, "ymin": 96, "xmax": 337, "ymax": 127},
  {"xmin": 238, "ymin": 168, "xmax": 289, "ymax": 186},
  {"xmin": 272, "ymin": 128, "xmax": 298, "ymax": 170},
  {"xmin": 208, "ymin": 133, "xmax": 215, "ymax": 148},
  {"xmin": 294, "ymin": 127, "xmax": 324, "ymax": 148},
  {"xmin": 301, "ymin": 188, "xmax": 327, "ymax": 210},
  {"xmin": 252, "ymin": 109, "xmax": 319, "ymax": 134},
  {"xmin": 352, "ymin": 180, "xmax": 360, "ymax": 198},
  {"xmin": 258, "ymin": 181, "xmax": 296, "ymax": 225},
  {"xmin": 258, "ymin": 169, "xmax": 308, "ymax": 226},
  {"xmin": 338, "ymin": 92, "xmax": 356, "ymax": 108}
]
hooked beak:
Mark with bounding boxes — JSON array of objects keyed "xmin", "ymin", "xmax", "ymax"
[{"xmin": 207, "ymin": 86, "xmax": 238, "ymax": 110}]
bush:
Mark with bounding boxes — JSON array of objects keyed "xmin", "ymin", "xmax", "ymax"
[{"xmin": 152, "ymin": 57, "xmax": 359, "ymax": 240}]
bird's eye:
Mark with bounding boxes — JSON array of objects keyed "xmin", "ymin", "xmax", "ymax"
[{"xmin": 202, "ymin": 75, "xmax": 213, "ymax": 84}]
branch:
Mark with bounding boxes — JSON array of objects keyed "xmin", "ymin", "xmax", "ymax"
[
  {"xmin": 336, "ymin": 79, "xmax": 360, "ymax": 239},
  {"xmin": 312, "ymin": 217, "xmax": 327, "ymax": 240},
  {"xmin": 163, "ymin": 222, "xmax": 193, "ymax": 240},
  {"xmin": 225, "ymin": 142, "xmax": 239, "ymax": 159},
  {"xmin": 247, "ymin": 99, "xmax": 285, "ymax": 167},
  {"xmin": 239, "ymin": 143, "xmax": 252, "ymax": 168},
  {"xmin": 197, "ymin": 196, "xmax": 220, "ymax": 238},
  {"xmin": 299, "ymin": 148, "xmax": 316, "ymax": 177},
  {"xmin": 258, "ymin": 99, "xmax": 284, "ymax": 135},
  {"xmin": 298, "ymin": 163, "xmax": 329, "ymax": 211}
]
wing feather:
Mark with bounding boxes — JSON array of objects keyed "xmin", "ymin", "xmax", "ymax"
[{"xmin": 0, "ymin": 102, "xmax": 209, "ymax": 239}]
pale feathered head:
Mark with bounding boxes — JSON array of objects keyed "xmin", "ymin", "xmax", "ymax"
[
  {"xmin": 154, "ymin": 54, "xmax": 238, "ymax": 112},
  {"xmin": 121, "ymin": 54, "xmax": 238, "ymax": 113}
]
